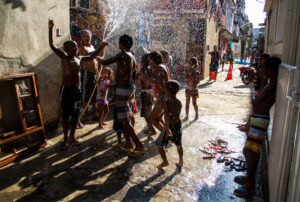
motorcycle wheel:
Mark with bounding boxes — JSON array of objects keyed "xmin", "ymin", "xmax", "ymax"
[{"xmin": 242, "ymin": 73, "xmax": 251, "ymax": 85}]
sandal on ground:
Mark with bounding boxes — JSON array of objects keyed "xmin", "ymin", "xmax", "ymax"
[
  {"xmin": 129, "ymin": 148, "xmax": 147, "ymax": 157},
  {"xmin": 203, "ymin": 153, "xmax": 216, "ymax": 159},
  {"xmin": 224, "ymin": 158, "xmax": 233, "ymax": 166},
  {"xmin": 234, "ymin": 186, "xmax": 254, "ymax": 197},
  {"xmin": 234, "ymin": 176, "xmax": 247, "ymax": 186},
  {"xmin": 208, "ymin": 139, "xmax": 218, "ymax": 146},
  {"xmin": 217, "ymin": 155, "xmax": 226, "ymax": 163},
  {"xmin": 235, "ymin": 162, "xmax": 246, "ymax": 172},
  {"xmin": 118, "ymin": 146, "xmax": 134, "ymax": 152},
  {"xmin": 199, "ymin": 145, "xmax": 215, "ymax": 154}
]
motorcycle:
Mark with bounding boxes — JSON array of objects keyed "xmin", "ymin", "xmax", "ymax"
[{"xmin": 238, "ymin": 64, "xmax": 257, "ymax": 85}]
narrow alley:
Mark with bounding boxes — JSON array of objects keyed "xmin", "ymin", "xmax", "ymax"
[{"xmin": 0, "ymin": 65, "xmax": 265, "ymax": 201}]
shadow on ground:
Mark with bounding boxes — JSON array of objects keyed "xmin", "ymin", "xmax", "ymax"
[{"xmin": 0, "ymin": 127, "xmax": 165, "ymax": 201}]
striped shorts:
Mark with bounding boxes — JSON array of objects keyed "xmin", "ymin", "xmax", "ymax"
[
  {"xmin": 244, "ymin": 114, "xmax": 270, "ymax": 153},
  {"xmin": 115, "ymin": 85, "xmax": 135, "ymax": 121}
]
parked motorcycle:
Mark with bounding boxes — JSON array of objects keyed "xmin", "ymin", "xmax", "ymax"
[{"xmin": 239, "ymin": 64, "xmax": 257, "ymax": 85}]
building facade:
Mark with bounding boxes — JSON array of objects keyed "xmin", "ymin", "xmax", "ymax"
[
  {"xmin": 0, "ymin": 0, "xmax": 70, "ymax": 129},
  {"xmin": 264, "ymin": 0, "xmax": 300, "ymax": 200}
]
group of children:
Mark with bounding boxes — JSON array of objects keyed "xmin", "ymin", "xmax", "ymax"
[
  {"xmin": 49, "ymin": 19, "xmax": 281, "ymax": 197},
  {"xmin": 49, "ymin": 18, "xmax": 197, "ymax": 167}
]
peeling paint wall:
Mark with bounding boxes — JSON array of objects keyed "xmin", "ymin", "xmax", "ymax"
[
  {"xmin": 0, "ymin": 0, "xmax": 70, "ymax": 130},
  {"xmin": 204, "ymin": 19, "xmax": 220, "ymax": 78}
]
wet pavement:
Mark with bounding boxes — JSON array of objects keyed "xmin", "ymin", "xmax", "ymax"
[{"xmin": 0, "ymin": 64, "xmax": 265, "ymax": 201}]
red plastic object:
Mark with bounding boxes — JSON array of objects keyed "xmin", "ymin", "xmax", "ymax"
[{"xmin": 210, "ymin": 72, "xmax": 216, "ymax": 80}]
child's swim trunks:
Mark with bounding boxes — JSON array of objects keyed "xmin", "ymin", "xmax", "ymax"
[
  {"xmin": 115, "ymin": 85, "xmax": 134, "ymax": 121},
  {"xmin": 81, "ymin": 70, "xmax": 97, "ymax": 102},
  {"xmin": 185, "ymin": 88, "xmax": 199, "ymax": 98},
  {"xmin": 155, "ymin": 123, "xmax": 182, "ymax": 147},
  {"xmin": 141, "ymin": 89, "xmax": 153, "ymax": 118},
  {"xmin": 244, "ymin": 114, "xmax": 270, "ymax": 153},
  {"xmin": 60, "ymin": 86, "xmax": 81, "ymax": 120}
]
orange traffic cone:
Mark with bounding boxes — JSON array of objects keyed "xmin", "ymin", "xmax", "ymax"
[
  {"xmin": 210, "ymin": 72, "xmax": 216, "ymax": 80},
  {"xmin": 226, "ymin": 65, "xmax": 232, "ymax": 80},
  {"xmin": 228, "ymin": 65, "xmax": 232, "ymax": 72}
]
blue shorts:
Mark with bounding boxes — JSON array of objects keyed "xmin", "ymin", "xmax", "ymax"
[{"xmin": 210, "ymin": 63, "xmax": 218, "ymax": 72}]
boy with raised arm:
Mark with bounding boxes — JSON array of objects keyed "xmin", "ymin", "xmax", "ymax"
[
  {"xmin": 98, "ymin": 34, "xmax": 145, "ymax": 155},
  {"xmin": 48, "ymin": 19, "xmax": 107, "ymax": 149}
]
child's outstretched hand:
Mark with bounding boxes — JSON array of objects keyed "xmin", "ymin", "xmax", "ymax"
[
  {"xmin": 167, "ymin": 129, "xmax": 173, "ymax": 137},
  {"xmin": 100, "ymin": 41, "xmax": 109, "ymax": 47},
  {"xmin": 48, "ymin": 19, "xmax": 54, "ymax": 28}
]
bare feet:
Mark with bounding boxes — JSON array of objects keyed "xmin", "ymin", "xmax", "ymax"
[
  {"xmin": 182, "ymin": 117, "xmax": 188, "ymax": 121},
  {"xmin": 157, "ymin": 161, "xmax": 169, "ymax": 168},
  {"xmin": 99, "ymin": 125, "xmax": 105, "ymax": 130},
  {"xmin": 148, "ymin": 130, "xmax": 157, "ymax": 136},
  {"xmin": 60, "ymin": 140, "xmax": 68, "ymax": 150},
  {"xmin": 102, "ymin": 122, "xmax": 108, "ymax": 126},
  {"xmin": 76, "ymin": 121, "xmax": 84, "ymax": 129},
  {"xmin": 69, "ymin": 138, "xmax": 81, "ymax": 146},
  {"xmin": 194, "ymin": 114, "xmax": 199, "ymax": 121},
  {"xmin": 176, "ymin": 162, "xmax": 183, "ymax": 168}
]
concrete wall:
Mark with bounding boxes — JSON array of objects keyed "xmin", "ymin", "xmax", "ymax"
[
  {"xmin": 0, "ymin": 0, "xmax": 70, "ymax": 130},
  {"xmin": 203, "ymin": 19, "xmax": 219, "ymax": 78},
  {"xmin": 264, "ymin": 0, "xmax": 289, "ymax": 57}
]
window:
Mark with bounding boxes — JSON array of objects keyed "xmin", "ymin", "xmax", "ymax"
[
  {"xmin": 70, "ymin": 0, "xmax": 77, "ymax": 8},
  {"xmin": 79, "ymin": 0, "xmax": 90, "ymax": 9}
]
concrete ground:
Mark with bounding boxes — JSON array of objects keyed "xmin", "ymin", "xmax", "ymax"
[{"xmin": 0, "ymin": 64, "xmax": 265, "ymax": 201}]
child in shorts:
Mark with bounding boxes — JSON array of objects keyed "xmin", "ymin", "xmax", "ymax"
[
  {"xmin": 156, "ymin": 80, "xmax": 183, "ymax": 168},
  {"xmin": 48, "ymin": 19, "xmax": 107, "ymax": 149},
  {"xmin": 96, "ymin": 66, "xmax": 113, "ymax": 129}
]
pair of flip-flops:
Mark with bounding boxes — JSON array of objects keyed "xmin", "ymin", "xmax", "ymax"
[
  {"xmin": 233, "ymin": 176, "xmax": 254, "ymax": 197},
  {"xmin": 234, "ymin": 186, "xmax": 254, "ymax": 197},
  {"xmin": 199, "ymin": 145, "xmax": 216, "ymax": 154},
  {"xmin": 230, "ymin": 161, "xmax": 246, "ymax": 172},
  {"xmin": 203, "ymin": 153, "xmax": 216, "ymax": 159},
  {"xmin": 60, "ymin": 139, "xmax": 81, "ymax": 150}
]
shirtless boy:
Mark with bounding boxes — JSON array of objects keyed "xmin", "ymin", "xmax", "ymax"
[
  {"xmin": 79, "ymin": 30, "xmax": 101, "ymax": 123},
  {"xmin": 183, "ymin": 57, "xmax": 200, "ymax": 121},
  {"xmin": 48, "ymin": 19, "xmax": 107, "ymax": 149},
  {"xmin": 234, "ymin": 57, "xmax": 281, "ymax": 197},
  {"xmin": 144, "ymin": 51, "xmax": 169, "ymax": 133},
  {"xmin": 99, "ymin": 34, "xmax": 145, "ymax": 155},
  {"xmin": 156, "ymin": 80, "xmax": 183, "ymax": 168},
  {"xmin": 137, "ymin": 54, "xmax": 156, "ymax": 135}
]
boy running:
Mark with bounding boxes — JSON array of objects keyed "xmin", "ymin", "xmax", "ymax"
[
  {"xmin": 183, "ymin": 57, "xmax": 200, "ymax": 121},
  {"xmin": 48, "ymin": 19, "xmax": 107, "ymax": 149},
  {"xmin": 99, "ymin": 34, "xmax": 145, "ymax": 155},
  {"xmin": 156, "ymin": 80, "xmax": 183, "ymax": 168}
]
